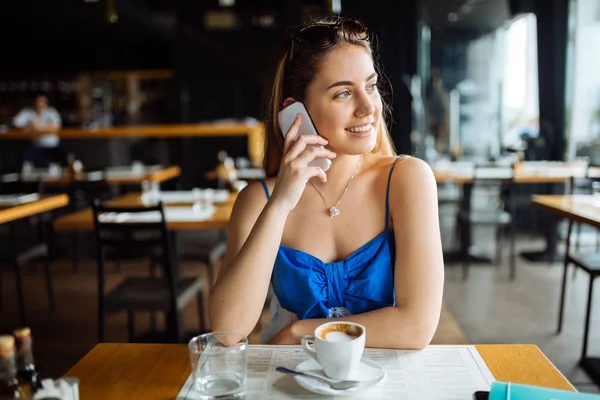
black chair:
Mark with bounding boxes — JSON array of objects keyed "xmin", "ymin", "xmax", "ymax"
[
  {"xmin": 457, "ymin": 165, "xmax": 516, "ymax": 281},
  {"xmin": 569, "ymin": 169, "xmax": 600, "ymax": 254},
  {"xmin": 68, "ymin": 170, "xmax": 114, "ymax": 273},
  {"xmin": 69, "ymin": 170, "xmax": 114, "ymax": 210},
  {"xmin": 92, "ymin": 199, "xmax": 206, "ymax": 343},
  {"xmin": 0, "ymin": 175, "xmax": 55, "ymax": 325},
  {"xmin": 557, "ymin": 219, "xmax": 600, "ymax": 386}
]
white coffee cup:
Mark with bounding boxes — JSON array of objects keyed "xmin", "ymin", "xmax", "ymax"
[{"xmin": 300, "ymin": 321, "xmax": 366, "ymax": 380}]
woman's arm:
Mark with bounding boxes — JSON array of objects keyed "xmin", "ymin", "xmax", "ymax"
[
  {"xmin": 270, "ymin": 157, "xmax": 444, "ymax": 349},
  {"xmin": 209, "ymin": 116, "xmax": 335, "ymax": 337},
  {"xmin": 209, "ymin": 182, "xmax": 288, "ymax": 337}
]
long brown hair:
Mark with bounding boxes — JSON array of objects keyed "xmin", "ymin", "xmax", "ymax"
[{"xmin": 262, "ymin": 16, "xmax": 397, "ymax": 177}]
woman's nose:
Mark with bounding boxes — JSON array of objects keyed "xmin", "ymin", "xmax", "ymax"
[{"xmin": 355, "ymin": 93, "xmax": 375, "ymax": 117}]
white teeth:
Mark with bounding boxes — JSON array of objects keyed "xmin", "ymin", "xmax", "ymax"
[{"xmin": 346, "ymin": 124, "xmax": 371, "ymax": 133}]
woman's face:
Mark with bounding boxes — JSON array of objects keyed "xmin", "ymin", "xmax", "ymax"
[{"xmin": 304, "ymin": 44, "xmax": 382, "ymax": 155}]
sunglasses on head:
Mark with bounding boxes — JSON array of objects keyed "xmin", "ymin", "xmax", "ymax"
[{"xmin": 286, "ymin": 19, "xmax": 369, "ymax": 71}]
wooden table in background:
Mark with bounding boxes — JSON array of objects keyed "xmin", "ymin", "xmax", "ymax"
[
  {"xmin": 0, "ymin": 122, "xmax": 265, "ymax": 167},
  {"xmin": 532, "ymin": 194, "xmax": 600, "ymax": 387},
  {"xmin": 48, "ymin": 165, "xmax": 181, "ymax": 186},
  {"xmin": 0, "ymin": 194, "xmax": 69, "ymax": 224},
  {"xmin": 64, "ymin": 344, "xmax": 574, "ymax": 400},
  {"xmin": 53, "ymin": 192, "xmax": 236, "ymax": 231},
  {"xmin": 532, "ymin": 194, "xmax": 600, "ymax": 228}
]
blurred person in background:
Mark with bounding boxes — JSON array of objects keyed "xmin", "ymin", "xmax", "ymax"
[
  {"xmin": 426, "ymin": 68, "xmax": 450, "ymax": 155},
  {"xmin": 13, "ymin": 94, "xmax": 65, "ymax": 166},
  {"xmin": 209, "ymin": 16, "xmax": 444, "ymax": 349}
]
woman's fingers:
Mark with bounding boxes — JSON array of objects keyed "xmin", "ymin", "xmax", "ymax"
[
  {"xmin": 284, "ymin": 135, "xmax": 332, "ymax": 163},
  {"xmin": 282, "ymin": 114, "xmax": 303, "ymax": 154},
  {"xmin": 292, "ymin": 146, "xmax": 336, "ymax": 167},
  {"xmin": 306, "ymin": 166, "xmax": 328, "ymax": 183}
]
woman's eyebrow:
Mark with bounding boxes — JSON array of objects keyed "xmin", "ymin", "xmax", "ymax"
[{"xmin": 326, "ymin": 72, "xmax": 378, "ymax": 90}]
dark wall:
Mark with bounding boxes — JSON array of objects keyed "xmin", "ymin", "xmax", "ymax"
[
  {"xmin": 0, "ymin": 0, "xmax": 172, "ymax": 75},
  {"xmin": 342, "ymin": 0, "xmax": 417, "ymax": 155},
  {"xmin": 171, "ymin": 0, "xmax": 417, "ymax": 153}
]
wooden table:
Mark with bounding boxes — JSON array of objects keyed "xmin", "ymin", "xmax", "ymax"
[
  {"xmin": 532, "ymin": 194, "xmax": 600, "ymax": 229},
  {"xmin": 53, "ymin": 192, "xmax": 236, "ymax": 231},
  {"xmin": 50, "ymin": 165, "xmax": 181, "ymax": 186},
  {"xmin": 433, "ymin": 163, "xmax": 588, "ymax": 266},
  {"xmin": 64, "ymin": 343, "xmax": 574, "ymax": 399},
  {"xmin": 0, "ymin": 194, "xmax": 69, "ymax": 224},
  {"xmin": 0, "ymin": 122, "xmax": 265, "ymax": 167},
  {"xmin": 433, "ymin": 168, "xmax": 577, "ymax": 184},
  {"xmin": 2, "ymin": 165, "xmax": 182, "ymax": 187},
  {"xmin": 532, "ymin": 194, "xmax": 600, "ymax": 386}
]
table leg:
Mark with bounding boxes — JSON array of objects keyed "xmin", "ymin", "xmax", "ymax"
[{"xmin": 556, "ymin": 220, "xmax": 572, "ymax": 333}]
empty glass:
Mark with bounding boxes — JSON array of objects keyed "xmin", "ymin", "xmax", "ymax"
[
  {"xmin": 132, "ymin": 160, "xmax": 144, "ymax": 174},
  {"xmin": 188, "ymin": 332, "xmax": 248, "ymax": 399},
  {"xmin": 48, "ymin": 163, "xmax": 61, "ymax": 177},
  {"xmin": 141, "ymin": 180, "xmax": 156, "ymax": 205},
  {"xmin": 21, "ymin": 161, "xmax": 33, "ymax": 175},
  {"xmin": 191, "ymin": 188, "xmax": 214, "ymax": 213}
]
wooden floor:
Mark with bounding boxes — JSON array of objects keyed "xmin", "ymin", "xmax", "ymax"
[{"xmin": 0, "ymin": 258, "xmax": 466, "ymax": 378}]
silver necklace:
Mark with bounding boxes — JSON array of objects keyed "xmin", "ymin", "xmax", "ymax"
[{"xmin": 309, "ymin": 156, "xmax": 362, "ymax": 217}]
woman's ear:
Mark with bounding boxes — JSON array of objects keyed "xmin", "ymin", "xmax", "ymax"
[{"xmin": 282, "ymin": 97, "xmax": 297, "ymax": 109}]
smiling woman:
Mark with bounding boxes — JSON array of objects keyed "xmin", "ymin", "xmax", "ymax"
[{"xmin": 209, "ymin": 16, "xmax": 444, "ymax": 350}]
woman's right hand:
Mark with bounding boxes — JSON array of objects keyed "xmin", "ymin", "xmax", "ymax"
[{"xmin": 269, "ymin": 114, "xmax": 337, "ymax": 214}]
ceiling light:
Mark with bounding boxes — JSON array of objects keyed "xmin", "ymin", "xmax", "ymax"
[{"xmin": 448, "ymin": 12, "xmax": 459, "ymax": 22}]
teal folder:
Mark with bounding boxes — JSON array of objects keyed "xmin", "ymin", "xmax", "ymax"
[{"xmin": 488, "ymin": 382, "xmax": 600, "ymax": 400}]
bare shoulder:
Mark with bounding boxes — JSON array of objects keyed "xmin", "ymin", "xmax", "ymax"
[
  {"xmin": 224, "ymin": 178, "xmax": 275, "ymax": 259},
  {"xmin": 231, "ymin": 178, "xmax": 274, "ymax": 216},
  {"xmin": 369, "ymin": 155, "xmax": 433, "ymax": 182},
  {"xmin": 386, "ymin": 156, "xmax": 437, "ymax": 201}
]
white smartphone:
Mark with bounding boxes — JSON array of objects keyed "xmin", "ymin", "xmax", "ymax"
[{"xmin": 277, "ymin": 102, "xmax": 332, "ymax": 172}]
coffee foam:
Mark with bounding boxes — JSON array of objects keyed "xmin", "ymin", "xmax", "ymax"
[
  {"xmin": 323, "ymin": 331, "xmax": 355, "ymax": 342},
  {"xmin": 318, "ymin": 323, "xmax": 363, "ymax": 341}
]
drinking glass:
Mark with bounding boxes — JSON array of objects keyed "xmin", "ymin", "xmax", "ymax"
[
  {"xmin": 132, "ymin": 160, "xmax": 144, "ymax": 174},
  {"xmin": 150, "ymin": 181, "xmax": 161, "ymax": 199},
  {"xmin": 48, "ymin": 163, "xmax": 61, "ymax": 177},
  {"xmin": 21, "ymin": 161, "xmax": 33, "ymax": 174},
  {"xmin": 188, "ymin": 332, "xmax": 248, "ymax": 399},
  {"xmin": 141, "ymin": 180, "xmax": 152, "ymax": 204},
  {"xmin": 192, "ymin": 188, "xmax": 203, "ymax": 213}
]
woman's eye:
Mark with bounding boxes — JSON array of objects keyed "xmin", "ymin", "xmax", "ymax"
[
  {"xmin": 367, "ymin": 83, "xmax": 378, "ymax": 92},
  {"xmin": 335, "ymin": 90, "xmax": 351, "ymax": 99}
]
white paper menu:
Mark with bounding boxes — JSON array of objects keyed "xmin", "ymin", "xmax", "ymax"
[{"xmin": 177, "ymin": 345, "xmax": 495, "ymax": 400}]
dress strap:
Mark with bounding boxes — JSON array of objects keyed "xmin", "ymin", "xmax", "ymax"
[
  {"xmin": 259, "ymin": 179, "xmax": 271, "ymax": 200},
  {"xmin": 385, "ymin": 156, "xmax": 405, "ymax": 231}
]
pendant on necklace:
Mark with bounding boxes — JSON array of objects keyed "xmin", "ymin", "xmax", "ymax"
[{"xmin": 329, "ymin": 206, "xmax": 341, "ymax": 217}]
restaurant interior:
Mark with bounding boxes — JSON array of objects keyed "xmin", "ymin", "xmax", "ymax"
[{"xmin": 1, "ymin": 0, "xmax": 600, "ymax": 398}]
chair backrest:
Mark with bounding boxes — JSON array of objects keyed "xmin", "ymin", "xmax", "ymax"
[
  {"xmin": 91, "ymin": 199, "xmax": 178, "ymax": 313},
  {"xmin": 70, "ymin": 170, "xmax": 113, "ymax": 210},
  {"xmin": 470, "ymin": 163, "xmax": 515, "ymax": 209}
]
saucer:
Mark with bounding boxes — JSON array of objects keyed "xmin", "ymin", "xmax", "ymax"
[{"xmin": 293, "ymin": 357, "xmax": 386, "ymax": 396}]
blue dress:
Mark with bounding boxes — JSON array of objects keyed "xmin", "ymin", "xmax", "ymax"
[{"xmin": 259, "ymin": 156, "xmax": 403, "ymax": 343}]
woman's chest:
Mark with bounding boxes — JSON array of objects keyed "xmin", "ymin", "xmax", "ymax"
[{"xmin": 281, "ymin": 176, "xmax": 390, "ymax": 263}]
